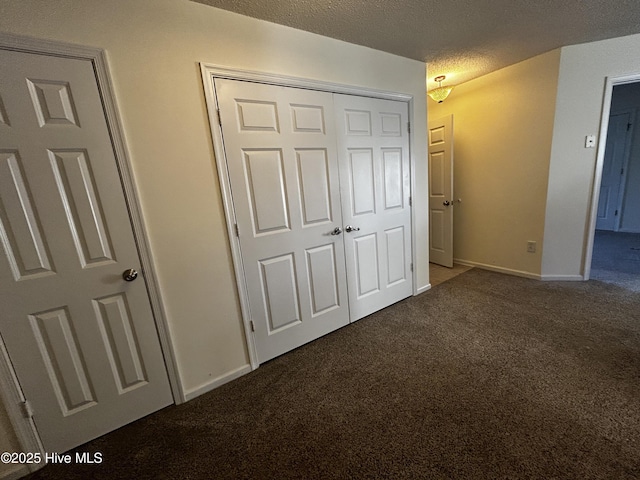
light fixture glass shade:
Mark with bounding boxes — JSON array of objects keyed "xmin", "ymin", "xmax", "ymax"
[{"xmin": 428, "ymin": 85, "xmax": 454, "ymax": 103}]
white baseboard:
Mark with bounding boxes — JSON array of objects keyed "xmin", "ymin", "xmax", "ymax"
[
  {"xmin": 539, "ymin": 274, "xmax": 584, "ymax": 281},
  {"xmin": 454, "ymin": 259, "xmax": 542, "ymax": 280},
  {"xmin": 415, "ymin": 283, "xmax": 431, "ymax": 294},
  {"xmin": 183, "ymin": 364, "xmax": 252, "ymax": 401}
]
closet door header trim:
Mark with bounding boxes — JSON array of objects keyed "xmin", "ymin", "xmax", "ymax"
[{"xmin": 200, "ymin": 64, "xmax": 413, "ymax": 102}]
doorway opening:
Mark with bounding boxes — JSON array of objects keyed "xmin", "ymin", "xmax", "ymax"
[
  {"xmin": 429, "ymin": 262, "xmax": 473, "ymax": 287},
  {"xmin": 589, "ymin": 81, "xmax": 640, "ymax": 291},
  {"xmin": 591, "ymin": 231, "xmax": 640, "ymax": 290}
]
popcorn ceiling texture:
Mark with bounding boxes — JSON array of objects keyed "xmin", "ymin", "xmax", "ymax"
[{"xmin": 193, "ymin": 0, "xmax": 640, "ymax": 87}]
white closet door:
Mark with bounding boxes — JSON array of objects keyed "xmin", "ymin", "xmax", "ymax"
[
  {"xmin": 215, "ymin": 79, "xmax": 349, "ymax": 363},
  {"xmin": 334, "ymin": 94, "xmax": 413, "ymax": 321},
  {"xmin": 0, "ymin": 49, "xmax": 172, "ymax": 453}
]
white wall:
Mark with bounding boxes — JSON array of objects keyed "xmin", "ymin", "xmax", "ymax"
[
  {"xmin": 610, "ymin": 83, "xmax": 640, "ymax": 233},
  {"xmin": 0, "ymin": 401, "xmax": 21, "ymax": 479},
  {"xmin": 0, "ymin": 0, "xmax": 428, "ymax": 467},
  {"xmin": 542, "ymin": 33, "xmax": 640, "ymax": 278},
  {"xmin": 429, "ymin": 50, "xmax": 561, "ymax": 278}
]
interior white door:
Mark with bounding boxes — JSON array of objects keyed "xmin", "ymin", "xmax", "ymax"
[
  {"xmin": 215, "ymin": 79, "xmax": 350, "ymax": 363},
  {"xmin": 597, "ymin": 112, "xmax": 632, "ymax": 231},
  {"xmin": 334, "ymin": 94, "xmax": 413, "ymax": 321},
  {"xmin": 0, "ymin": 49, "xmax": 172, "ymax": 453},
  {"xmin": 428, "ymin": 115, "xmax": 454, "ymax": 267}
]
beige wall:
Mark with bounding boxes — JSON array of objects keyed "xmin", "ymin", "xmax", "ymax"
[
  {"xmin": 429, "ymin": 50, "xmax": 561, "ymax": 277},
  {"xmin": 0, "ymin": 0, "xmax": 428, "ymax": 465},
  {"xmin": 542, "ymin": 33, "xmax": 640, "ymax": 278}
]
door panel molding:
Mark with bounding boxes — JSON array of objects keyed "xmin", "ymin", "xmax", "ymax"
[
  {"xmin": 0, "ymin": 32, "xmax": 182, "ymax": 463},
  {"xmin": 215, "ymin": 80, "xmax": 350, "ymax": 363},
  {"xmin": 201, "ymin": 64, "xmax": 417, "ymax": 368},
  {"xmin": 595, "ymin": 109, "xmax": 634, "ymax": 231},
  {"xmin": 334, "ymin": 93, "xmax": 413, "ymax": 320},
  {"xmin": 428, "ymin": 114, "xmax": 454, "ymax": 267}
]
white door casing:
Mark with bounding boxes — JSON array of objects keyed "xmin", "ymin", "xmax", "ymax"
[
  {"xmin": 428, "ymin": 115, "xmax": 454, "ymax": 267},
  {"xmin": 0, "ymin": 49, "xmax": 172, "ymax": 453},
  {"xmin": 596, "ymin": 112, "xmax": 633, "ymax": 231},
  {"xmin": 213, "ymin": 78, "xmax": 413, "ymax": 362},
  {"xmin": 215, "ymin": 79, "xmax": 350, "ymax": 363},
  {"xmin": 334, "ymin": 94, "xmax": 413, "ymax": 321},
  {"xmin": 585, "ymin": 74, "xmax": 640, "ymax": 280}
]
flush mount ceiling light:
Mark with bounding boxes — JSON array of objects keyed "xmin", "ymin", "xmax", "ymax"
[{"xmin": 428, "ymin": 75, "xmax": 454, "ymax": 103}]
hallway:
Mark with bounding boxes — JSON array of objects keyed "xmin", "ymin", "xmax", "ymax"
[{"xmin": 591, "ymin": 230, "xmax": 640, "ymax": 291}]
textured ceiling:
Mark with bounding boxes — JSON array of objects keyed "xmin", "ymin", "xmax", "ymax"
[{"xmin": 192, "ymin": 0, "xmax": 640, "ymax": 89}]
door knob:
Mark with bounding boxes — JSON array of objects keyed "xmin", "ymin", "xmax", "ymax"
[
  {"xmin": 122, "ymin": 268, "xmax": 138, "ymax": 281},
  {"xmin": 345, "ymin": 225, "xmax": 360, "ymax": 232},
  {"xmin": 330, "ymin": 227, "xmax": 343, "ymax": 236},
  {"xmin": 443, "ymin": 200, "xmax": 451, "ymax": 206}
]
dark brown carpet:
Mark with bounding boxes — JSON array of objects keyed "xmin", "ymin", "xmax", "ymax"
[{"xmin": 26, "ymin": 269, "xmax": 640, "ymax": 479}]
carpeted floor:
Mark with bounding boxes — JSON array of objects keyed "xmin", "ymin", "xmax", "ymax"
[
  {"xmin": 591, "ymin": 230, "xmax": 640, "ymax": 291},
  {"xmin": 25, "ymin": 269, "xmax": 640, "ymax": 479}
]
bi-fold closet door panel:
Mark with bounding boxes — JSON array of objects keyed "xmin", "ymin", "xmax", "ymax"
[
  {"xmin": 334, "ymin": 94, "xmax": 413, "ymax": 321},
  {"xmin": 215, "ymin": 79, "xmax": 412, "ymax": 363},
  {"xmin": 215, "ymin": 79, "xmax": 350, "ymax": 363}
]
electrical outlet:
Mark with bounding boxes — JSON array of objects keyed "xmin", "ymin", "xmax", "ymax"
[{"xmin": 527, "ymin": 241, "xmax": 536, "ymax": 253}]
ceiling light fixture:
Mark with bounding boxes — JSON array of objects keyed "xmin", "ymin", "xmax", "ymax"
[{"xmin": 428, "ymin": 75, "xmax": 454, "ymax": 103}]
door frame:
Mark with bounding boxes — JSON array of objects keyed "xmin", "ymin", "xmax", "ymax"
[
  {"xmin": 0, "ymin": 33, "xmax": 183, "ymax": 466},
  {"xmin": 584, "ymin": 72, "xmax": 640, "ymax": 279},
  {"xmin": 200, "ymin": 64, "xmax": 417, "ymax": 369}
]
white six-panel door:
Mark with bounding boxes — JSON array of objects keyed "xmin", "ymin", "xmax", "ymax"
[
  {"xmin": 0, "ymin": 49, "xmax": 172, "ymax": 453},
  {"xmin": 596, "ymin": 112, "xmax": 632, "ymax": 231},
  {"xmin": 428, "ymin": 115, "xmax": 454, "ymax": 267},
  {"xmin": 215, "ymin": 79, "xmax": 350, "ymax": 363},
  {"xmin": 215, "ymin": 79, "xmax": 412, "ymax": 362},
  {"xmin": 334, "ymin": 94, "xmax": 413, "ymax": 320}
]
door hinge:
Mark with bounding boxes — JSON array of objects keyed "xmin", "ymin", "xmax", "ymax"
[
  {"xmin": 615, "ymin": 210, "xmax": 619, "ymax": 216},
  {"xmin": 628, "ymin": 122, "xmax": 632, "ymax": 131},
  {"xmin": 234, "ymin": 223, "xmax": 239, "ymax": 237},
  {"xmin": 621, "ymin": 168, "xmax": 624, "ymax": 175},
  {"xmin": 409, "ymin": 196, "xmax": 412, "ymax": 207},
  {"xmin": 249, "ymin": 320, "xmax": 255, "ymax": 332},
  {"xmin": 410, "ymin": 263, "xmax": 414, "ymax": 272},
  {"xmin": 20, "ymin": 400, "xmax": 34, "ymax": 419},
  {"xmin": 217, "ymin": 108, "xmax": 222, "ymax": 126},
  {"xmin": 407, "ymin": 121, "xmax": 411, "ymax": 134}
]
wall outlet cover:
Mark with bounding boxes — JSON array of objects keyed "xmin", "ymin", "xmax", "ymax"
[{"xmin": 585, "ymin": 135, "xmax": 596, "ymax": 148}]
